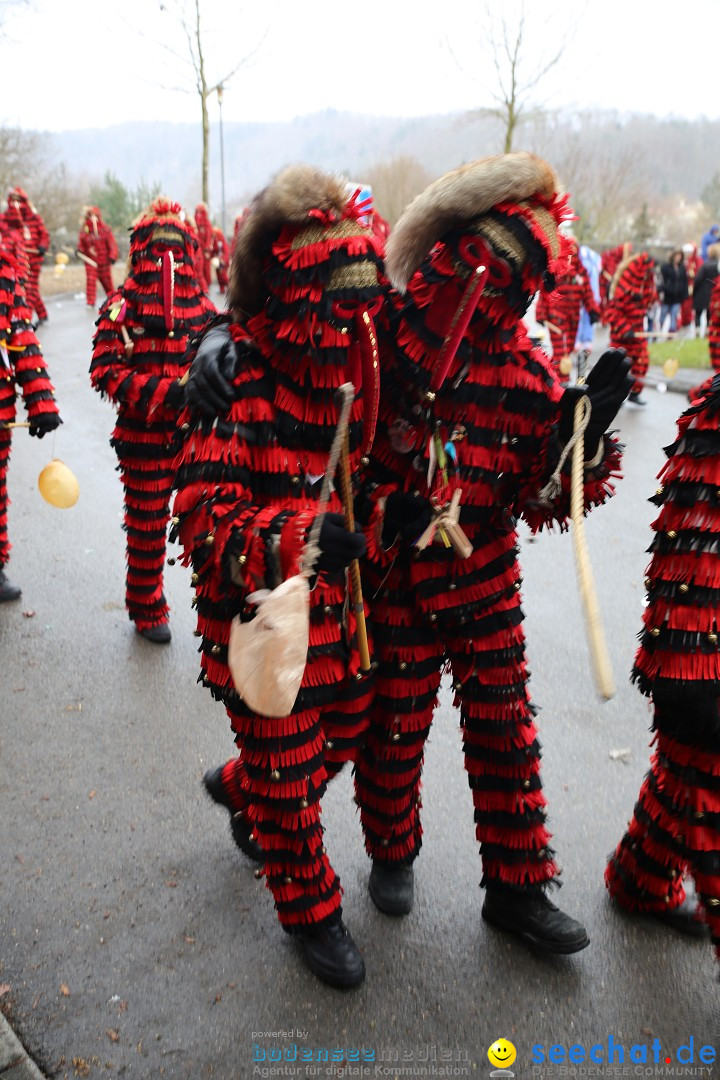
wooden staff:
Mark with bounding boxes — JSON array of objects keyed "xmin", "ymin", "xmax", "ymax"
[
  {"xmin": 75, "ymin": 250, "xmax": 98, "ymax": 269},
  {"xmin": 570, "ymin": 356, "xmax": 615, "ymax": 700},
  {"xmin": 0, "ymin": 420, "xmax": 30, "ymax": 428},
  {"xmin": 338, "ymin": 431, "xmax": 372, "ymax": 674}
]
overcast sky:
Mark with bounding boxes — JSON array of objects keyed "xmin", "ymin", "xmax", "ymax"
[{"xmin": 1, "ymin": 0, "xmax": 718, "ymax": 132}]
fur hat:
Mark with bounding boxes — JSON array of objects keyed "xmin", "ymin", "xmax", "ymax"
[
  {"xmin": 228, "ymin": 164, "xmax": 383, "ymax": 321},
  {"xmin": 385, "ymin": 151, "xmax": 567, "ymax": 294}
]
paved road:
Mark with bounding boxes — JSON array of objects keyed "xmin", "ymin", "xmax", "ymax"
[{"xmin": 1, "ymin": 295, "xmax": 718, "ymax": 1080}]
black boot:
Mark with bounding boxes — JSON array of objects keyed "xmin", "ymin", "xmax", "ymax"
[
  {"xmin": 137, "ymin": 622, "xmax": 172, "ymax": 644},
  {"xmin": 612, "ymin": 883, "xmax": 709, "ymax": 939},
  {"xmin": 628, "ymin": 390, "xmax": 647, "ymax": 406},
  {"xmin": 482, "ymin": 884, "xmax": 590, "ymax": 954},
  {"xmin": 295, "ymin": 917, "xmax": 365, "ymax": 988},
  {"xmin": 368, "ymin": 861, "xmax": 414, "ymax": 915},
  {"xmin": 0, "ymin": 569, "xmax": 21, "ymax": 603},
  {"xmin": 203, "ymin": 766, "xmax": 263, "ymax": 863}
]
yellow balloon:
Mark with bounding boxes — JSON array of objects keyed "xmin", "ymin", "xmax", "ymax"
[
  {"xmin": 558, "ymin": 354, "xmax": 573, "ymax": 377},
  {"xmin": 55, "ymin": 252, "xmax": 70, "ymax": 265},
  {"xmin": 38, "ymin": 459, "xmax": 79, "ymax": 509},
  {"xmin": 663, "ymin": 356, "xmax": 679, "ymax": 379}
]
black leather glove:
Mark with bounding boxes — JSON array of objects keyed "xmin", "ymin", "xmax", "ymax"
[
  {"xmin": 382, "ymin": 491, "xmax": 432, "ymax": 548},
  {"xmin": 559, "ymin": 348, "xmax": 632, "ymax": 454},
  {"xmin": 186, "ymin": 324, "xmax": 237, "ymax": 417},
  {"xmin": 588, "ymin": 310, "xmax": 599, "ymax": 325},
  {"xmin": 37, "ymin": 246, "xmax": 47, "ymax": 256},
  {"xmin": 316, "ymin": 512, "xmax": 366, "ymax": 573},
  {"xmin": 29, "ymin": 413, "xmax": 62, "ymax": 439}
]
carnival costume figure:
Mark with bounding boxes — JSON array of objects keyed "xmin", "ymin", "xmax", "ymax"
[
  {"xmin": 535, "ymin": 236, "xmax": 599, "ymax": 379},
  {"xmin": 0, "ymin": 243, "xmax": 61, "ymax": 601},
  {"xmin": 606, "ymin": 250, "xmax": 657, "ymax": 405},
  {"xmin": 172, "ymin": 166, "xmax": 384, "ymax": 987},
  {"xmin": 606, "ymin": 374, "xmax": 720, "ymax": 954},
  {"xmin": 211, "ymin": 225, "xmax": 229, "ymax": 293},
  {"xmin": 0, "ymin": 187, "xmax": 49, "ymax": 325},
  {"xmin": 194, "ymin": 203, "xmax": 213, "ymax": 293},
  {"xmin": 77, "ymin": 206, "xmax": 118, "ymax": 308},
  {"xmin": 89, "ymin": 198, "xmax": 214, "ymax": 643},
  {"xmin": 184, "ymin": 153, "xmax": 634, "ymax": 958},
  {"xmin": 354, "ymin": 152, "xmax": 631, "ymax": 953}
]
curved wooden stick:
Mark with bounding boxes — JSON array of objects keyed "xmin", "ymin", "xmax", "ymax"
[
  {"xmin": 338, "ymin": 431, "xmax": 372, "ymax": 674},
  {"xmin": 570, "ymin": 392, "xmax": 615, "ymax": 701}
]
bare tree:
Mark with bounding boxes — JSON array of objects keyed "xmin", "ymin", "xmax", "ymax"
[
  {"xmin": 449, "ymin": 1, "xmax": 573, "ymax": 153},
  {"xmin": 552, "ymin": 121, "xmax": 650, "ymax": 246},
  {"xmin": 157, "ymin": 0, "xmax": 265, "ymax": 206},
  {"xmin": 364, "ymin": 157, "xmax": 432, "ymax": 227}
]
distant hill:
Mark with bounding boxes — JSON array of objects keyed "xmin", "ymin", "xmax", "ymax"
[{"xmin": 45, "ymin": 108, "xmax": 720, "ymax": 236}]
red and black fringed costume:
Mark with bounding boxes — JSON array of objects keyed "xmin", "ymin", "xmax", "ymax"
[
  {"xmin": 0, "ymin": 244, "xmax": 61, "ymax": 573},
  {"xmin": 77, "ymin": 206, "xmax": 118, "ymax": 307},
  {"xmin": 211, "ymin": 226, "xmax": 229, "ymax": 292},
  {"xmin": 606, "ymin": 252, "xmax": 657, "ymax": 395},
  {"xmin": 90, "ymin": 198, "xmax": 214, "ymax": 637},
  {"xmin": 606, "ymin": 375, "xmax": 720, "ymax": 958},
  {"xmin": 0, "ymin": 188, "xmax": 49, "ymax": 323},
  {"xmin": 535, "ymin": 238, "xmax": 599, "ymax": 378},
  {"xmin": 599, "ymin": 243, "xmax": 631, "ymax": 320},
  {"xmin": 354, "ymin": 154, "xmax": 623, "ymax": 896},
  {"xmin": 172, "ymin": 168, "xmax": 384, "ymax": 937},
  {"xmin": 709, "ymin": 278, "xmax": 720, "ymax": 373},
  {"xmin": 194, "ymin": 203, "xmax": 213, "ymax": 293}
]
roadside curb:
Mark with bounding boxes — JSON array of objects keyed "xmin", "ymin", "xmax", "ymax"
[{"xmin": 0, "ymin": 1014, "xmax": 47, "ymax": 1080}]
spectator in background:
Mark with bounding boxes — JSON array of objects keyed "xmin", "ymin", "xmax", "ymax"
[
  {"xmin": 576, "ymin": 242, "xmax": 602, "ymax": 349},
  {"xmin": 692, "ymin": 243, "xmax": 720, "ymax": 338},
  {"xmin": 701, "ymin": 224, "xmax": 720, "ymax": 261},
  {"xmin": 658, "ymin": 249, "xmax": 688, "ymax": 333}
]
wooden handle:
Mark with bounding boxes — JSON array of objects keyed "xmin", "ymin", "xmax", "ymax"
[
  {"xmin": 570, "ymin": 397, "xmax": 615, "ymax": 700},
  {"xmin": 339, "ymin": 433, "xmax": 372, "ymax": 674}
]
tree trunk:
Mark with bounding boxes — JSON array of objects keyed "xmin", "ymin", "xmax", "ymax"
[{"xmin": 201, "ymin": 92, "xmax": 209, "ymax": 204}]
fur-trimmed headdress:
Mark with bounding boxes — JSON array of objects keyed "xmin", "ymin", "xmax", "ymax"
[
  {"xmin": 228, "ymin": 165, "xmax": 384, "ymax": 455},
  {"xmin": 228, "ymin": 164, "xmax": 383, "ymax": 321},
  {"xmin": 385, "ymin": 152, "xmax": 568, "ymax": 295}
]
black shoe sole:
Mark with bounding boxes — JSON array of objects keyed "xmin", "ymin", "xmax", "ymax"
[
  {"xmin": 368, "ymin": 875, "xmax": 414, "ymax": 916},
  {"xmin": 482, "ymin": 905, "xmax": 590, "ymax": 955}
]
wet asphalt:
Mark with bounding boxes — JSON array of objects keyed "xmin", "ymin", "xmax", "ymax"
[{"xmin": 1, "ymin": 294, "xmax": 718, "ymax": 1079}]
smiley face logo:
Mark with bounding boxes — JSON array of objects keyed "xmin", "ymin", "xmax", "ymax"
[{"xmin": 488, "ymin": 1039, "xmax": 517, "ymax": 1070}]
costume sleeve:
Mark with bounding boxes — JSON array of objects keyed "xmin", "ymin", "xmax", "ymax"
[
  {"xmin": 105, "ymin": 226, "xmax": 118, "ymax": 263},
  {"xmin": 535, "ymin": 289, "xmax": 549, "ymax": 323},
  {"xmin": 89, "ymin": 296, "xmax": 185, "ymax": 411},
  {"xmin": 172, "ymin": 415, "xmax": 321, "ymax": 640},
  {"xmin": 2, "ymin": 258, "xmax": 59, "ymax": 420},
  {"xmin": 35, "ymin": 214, "xmax": 49, "ymax": 251},
  {"xmin": 512, "ymin": 346, "xmax": 623, "ymax": 532}
]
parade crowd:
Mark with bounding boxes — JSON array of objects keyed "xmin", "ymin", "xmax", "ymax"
[{"xmin": 2, "ymin": 156, "xmax": 720, "ymax": 992}]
